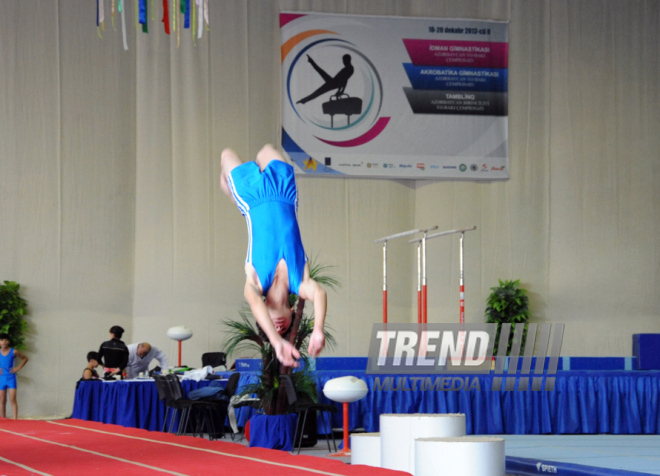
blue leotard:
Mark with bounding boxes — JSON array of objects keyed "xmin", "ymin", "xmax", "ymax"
[
  {"xmin": 0, "ymin": 348, "xmax": 16, "ymax": 390},
  {"xmin": 228, "ymin": 160, "xmax": 307, "ymax": 295}
]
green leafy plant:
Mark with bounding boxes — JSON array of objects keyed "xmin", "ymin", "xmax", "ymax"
[
  {"xmin": 0, "ymin": 281, "xmax": 29, "ymax": 350},
  {"xmin": 222, "ymin": 255, "xmax": 339, "ymax": 415},
  {"xmin": 485, "ymin": 279, "xmax": 530, "ymax": 355}
]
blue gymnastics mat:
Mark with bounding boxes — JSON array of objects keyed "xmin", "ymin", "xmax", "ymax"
[{"xmin": 504, "ymin": 434, "xmax": 660, "ymax": 475}]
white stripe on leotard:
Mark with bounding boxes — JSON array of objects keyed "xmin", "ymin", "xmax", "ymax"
[{"xmin": 227, "ymin": 172, "xmax": 253, "ymax": 264}]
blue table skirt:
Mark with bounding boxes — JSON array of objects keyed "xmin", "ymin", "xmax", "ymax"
[
  {"xmin": 72, "ymin": 378, "xmax": 225, "ymax": 431},
  {"xmin": 73, "ymin": 370, "xmax": 660, "ymax": 435},
  {"xmin": 313, "ymin": 371, "xmax": 660, "ymax": 435}
]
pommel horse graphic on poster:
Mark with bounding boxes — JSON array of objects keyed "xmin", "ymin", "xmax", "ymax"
[{"xmin": 297, "ymin": 54, "xmax": 362, "ymax": 128}]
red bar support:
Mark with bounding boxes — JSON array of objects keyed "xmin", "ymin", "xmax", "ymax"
[{"xmin": 329, "ymin": 401, "xmax": 352, "ymax": 457}]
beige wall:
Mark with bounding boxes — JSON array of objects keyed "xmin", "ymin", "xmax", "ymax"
[
  {"xmin": 0, "ymin": 1, "xmax": 658, "ymax": 418},
  {"xmin": 0, "ymin": 2, "xmax": 137, "ymax": 417}
]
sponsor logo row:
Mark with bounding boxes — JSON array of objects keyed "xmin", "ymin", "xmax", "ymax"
[{"xmin": 326, "ymin": 159, "xmax": 506, "ymax": 172}]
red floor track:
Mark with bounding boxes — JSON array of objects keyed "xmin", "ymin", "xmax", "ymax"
[{"xmin": 0, "ymin": 419, "xmax": 406, "ymax": 476}]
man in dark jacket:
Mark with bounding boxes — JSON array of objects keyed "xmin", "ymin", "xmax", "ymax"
[{"xmin": 98, "ymin": 325, "xmax": 129, "ymax": 379}]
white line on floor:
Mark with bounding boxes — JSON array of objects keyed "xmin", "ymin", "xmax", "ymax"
[
  {"xmin": 0, "ymin": 454, "xmax": 53, "ymax": 476},
  {"xmin": 48, "ymin": 420, "xmax": 350, "ymax": 476},
  {"xmin": 0, "ymin": 428, "xmax": 188, "ymax": 476}
]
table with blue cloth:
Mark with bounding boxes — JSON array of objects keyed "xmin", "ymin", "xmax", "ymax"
[
  {"xmin": 72, "ymin": 378, "xmax": 223, "ymax": 431},
  {"xmin": 73, "ymin": 368, "xmax": 660, "ymax": 436}
]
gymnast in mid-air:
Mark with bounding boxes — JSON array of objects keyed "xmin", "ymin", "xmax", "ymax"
[{"xmin": 220, "ymin": 144, "xmax": 327, "ymax": 367}]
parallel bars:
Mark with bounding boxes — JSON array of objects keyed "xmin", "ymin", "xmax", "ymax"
[
  {"xmin": 409, "ymin": 226, "xmax": 477, "ymax": 324},
  {"xmin": 375, "ymin": 226, "xmax": 438, "ymax": 324}
]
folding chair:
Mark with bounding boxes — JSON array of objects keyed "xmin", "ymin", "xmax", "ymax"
[
  {"xmin": 280, "ymin": 374, "xmax": 338, "ymax": 454},
  {"xmin": 194, "ymin": 372, "xmax": 241, "ymax": 440},
  {"xmin": 164, "ymin": 373, "xmax": 214, "ymax": 437},
  {"xmin": 154, "ymin": 375, "xmax": 174, "ymax": 432}
]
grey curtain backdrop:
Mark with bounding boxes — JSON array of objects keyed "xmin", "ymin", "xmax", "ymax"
[{"xmin": 0, "ymin": 1, "xmax": 658, "ymax": 418}]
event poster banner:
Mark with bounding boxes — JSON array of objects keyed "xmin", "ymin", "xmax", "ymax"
[{"xmin": 281, "ymin": 13, "xmax": 509, "ymax": 179}]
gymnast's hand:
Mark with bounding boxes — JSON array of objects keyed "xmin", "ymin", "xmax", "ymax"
[
  {"xmin": 308, "ymin": 329, "xmax": 325, "ymax": 357},
  {"xmin": 274, "ymin": 338, "xmax": 301, "ymax": 368}
]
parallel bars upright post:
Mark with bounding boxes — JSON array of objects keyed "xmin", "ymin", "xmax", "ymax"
[
  {"xmin": 409, "ymin": 226, "xmax": 477, "ymax": 324},
  {"xmin": 375, "ymin": 226, "xmax": 438, "ymax": 324}
]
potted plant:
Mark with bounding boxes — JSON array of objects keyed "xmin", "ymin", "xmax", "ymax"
[
  {"xmin": 485, "ymin": 279, "xmax": 530, "ymax": 356},
  {"xmin": 0, "ymin": 281, "xmax": 29, "ymax": 349},
  {"xmin": 222, "ymin": 257, "xmax": 339, "ymax": 449}
]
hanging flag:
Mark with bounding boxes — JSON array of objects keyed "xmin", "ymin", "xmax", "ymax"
[
  {"xmin": 142, "ymin": 0, "xmax": 149, "ymax": 32},
  {"xmin": 139, "ymin": 0, "xmax": 146, "ymax": 24},
  {"xmin": 196, "ymin": 0, "xmax": 203, "ymax": 39},
  {"xmin": 96, "ymin": 0, "xmax": 209, "ymax": 46},
  {"xmin": 192, "ymin": 0, "xmax": 196, "ymax": 40},
  {"xmin": 120, "ymin": 0, "xmax": 128, "ymax": 49},
  {"xmin": 99, "ymin": 0, "xmax": 105, "ymax": 26},
  {"xmin": 162, "ymin": 0, "xmax": 170, "ymax": 34},
  {"xmin": 172, "ymin": 0, "xmax": 177, "ymax": 32}
]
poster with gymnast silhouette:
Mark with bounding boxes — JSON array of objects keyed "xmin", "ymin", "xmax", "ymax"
[{"xmin": 281, "ymin": 12, "xmax": 509, "ymax": 179}]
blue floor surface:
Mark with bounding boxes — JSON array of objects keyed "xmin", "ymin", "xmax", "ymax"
[{"xmin": 503, "ymin": 434, "xmax": 660, "ymax": 475}]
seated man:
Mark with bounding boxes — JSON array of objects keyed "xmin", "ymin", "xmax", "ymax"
[
  {"xmin": 220, "ymin": 144, "xmax": 327, "ymax": 367},
  {"xmin": 97, "ymin": 325, "xmax": 129, "ymax": 379},
  {"xmin": 126, "ymin": 342, "xmax": 169, "ymax": 379}
]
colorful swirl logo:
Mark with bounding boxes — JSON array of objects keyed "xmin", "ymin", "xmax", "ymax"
[{"xmin": 283, "ymin": 30, "xmax": 390, "ymax": 147}]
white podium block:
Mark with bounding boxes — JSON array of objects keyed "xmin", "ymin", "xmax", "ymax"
[
  {"xmin": 351, "ymin": 433, "xmax": 380, "ymax": 467},
  {"xmin": 415, "ymin": 437, "xmax": 505, "ymax": 476},
  {"xmin": 380, "ymin": 413, "xmax": 466, "ymax": 474}
]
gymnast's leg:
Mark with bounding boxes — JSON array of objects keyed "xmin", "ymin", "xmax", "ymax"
[
  {"xmin": 8, "ymin": 388, "xmax": 17, "ymax": 419},
  {"xmin": 256, "ymin": 143, "xmax": 288, "ymax": 171},
  {"xmin": 297, "ymin": 82, "xmax": 337, "ymax": 105},
  {"xmin": 220, "ymin": 148, "xmax": 243, "ymax": 203},
  {"xmin": 0, "ymin": 389, "xmax": 6, "ymax": 418}
]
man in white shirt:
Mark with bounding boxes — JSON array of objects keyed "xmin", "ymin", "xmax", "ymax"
[{"xmin": 126, "ymin": 343, "xmax": 169, "ymax": 379}]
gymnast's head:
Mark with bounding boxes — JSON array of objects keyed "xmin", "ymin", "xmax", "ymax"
[{"xmin": 264, "ymin": 285, "xmax": 293, "ymax": 335}]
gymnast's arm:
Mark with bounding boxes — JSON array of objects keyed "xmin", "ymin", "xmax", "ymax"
[
  {"xmin": 243, "ymin": 279, "xmax": 300, "ymax": 367},
  {"xmin": 11, "ymin": 349, "xmax": 28, "ymax": 373},
  {"xmin": 297, "ymin": 270, "xmax": 327, "ymax": 357}
]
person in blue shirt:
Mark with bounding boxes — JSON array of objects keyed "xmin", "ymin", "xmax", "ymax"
[
  {"xmin": 220, "ymin": 144, "xmax": 327, "ymax": 367},
  {"xmin": 0, "ymin": 333, "xmax": 29, "ymax": 419}
]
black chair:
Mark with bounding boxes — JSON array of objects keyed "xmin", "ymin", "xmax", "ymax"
[
  {"xmin": 280, "ymin": 374, "xmax": 338, "ymax": 454},
  {"xmin": 164, "ymin": 373, "xmax": 216, "ymax": 438},
  {"xmin": 196, "ymin": 371, "xmax": 241, "ymax": 440},
  {"xmin": 201, "ymin": 352, "xmax": 227, "ymax": 371},
  {"xmin": 154, "ymin": 375, "xmax": 174, "ymax": 432},
  {"xmin": 222, "ymin": 371, "xmax": 241, "ymax": 399}
]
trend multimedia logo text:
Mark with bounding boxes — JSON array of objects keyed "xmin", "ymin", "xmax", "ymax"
[{"xmin": 367, "ymin": 323, "xmax": 564, "ymax": 391}]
